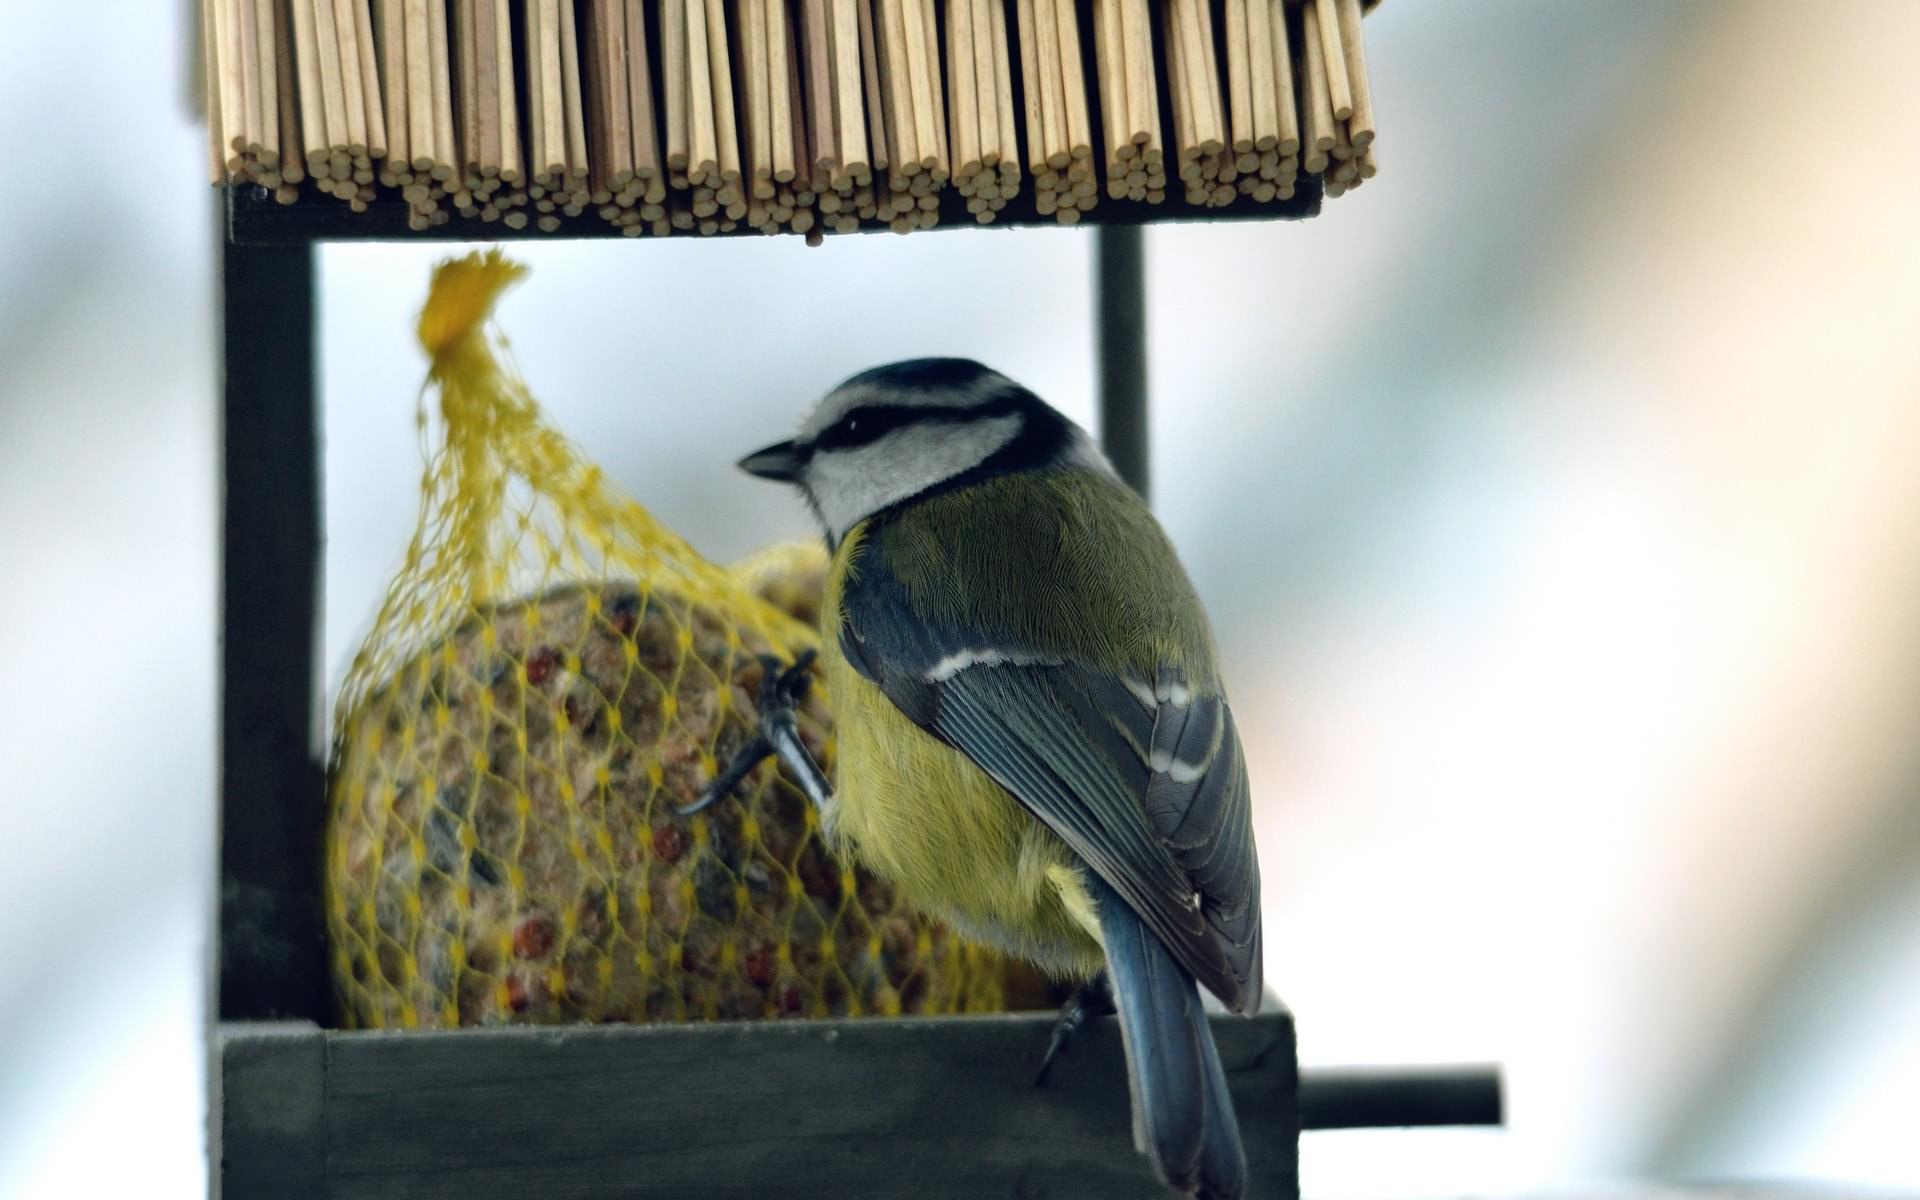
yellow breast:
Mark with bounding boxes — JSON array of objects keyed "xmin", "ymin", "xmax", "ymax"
[{"xmin": 819, "ymin": 528, "xmax": 1104, "ymax": 979}]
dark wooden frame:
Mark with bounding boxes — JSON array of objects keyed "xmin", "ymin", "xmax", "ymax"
[
  {"xmin": 214, "ymin": 1012, "xmax": 1300, "ymax": 1199},
  {"xmin": 211, "ymin": 216, "xmax": 1304, "ymax": 1197}
]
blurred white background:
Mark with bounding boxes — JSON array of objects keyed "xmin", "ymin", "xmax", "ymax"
[{"xmin": 4, "ymin": 1, "xmax": 1920, "ymax": 1196}]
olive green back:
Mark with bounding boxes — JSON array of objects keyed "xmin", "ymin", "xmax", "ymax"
[{"xmin": 865, "ymin": 468, "xmax": 1221, "ymax": 691}]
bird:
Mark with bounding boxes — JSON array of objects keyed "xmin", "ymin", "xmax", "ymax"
[{"xmin": 705, "ymin": 357, "xmax": 1263, "ymax": 1198}]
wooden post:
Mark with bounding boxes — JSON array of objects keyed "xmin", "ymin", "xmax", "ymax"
[{"xmin": 218, "ymin": 232, "xmax": 328, "ymax": 1024}]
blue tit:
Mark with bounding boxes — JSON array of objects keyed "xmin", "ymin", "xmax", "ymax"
[{"xmin": 728, "ymin": 358, "xmax": 1262, "ymax": 1199}]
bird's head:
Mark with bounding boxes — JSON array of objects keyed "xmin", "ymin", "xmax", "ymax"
[{"xmin": 739, "ymin": 358, "xmax": 1110, "ymax": 543}]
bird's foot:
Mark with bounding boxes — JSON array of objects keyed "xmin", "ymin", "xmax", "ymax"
[
  {"xmin": 1033, "ymin": 973, "xmax": 1115, "ymax": 1086},
  {"xmin": 681, "ymin": 650, "xmax": 833, "ymax": 817}
]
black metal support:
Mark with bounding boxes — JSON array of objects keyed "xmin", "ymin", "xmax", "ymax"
[
  {"xmin": 1094, "ymin": 223, "xmax": 1150, "ymax": 499},
  {"xmin": 1299, "ymin": 1065, "xmax": 1505, "ymax": 1130},
  {"xmin": 219, "ymin": 237, "xmax": 328, "ymax": 1023}
]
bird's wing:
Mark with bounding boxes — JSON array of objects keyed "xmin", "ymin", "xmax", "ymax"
[{"xmin": 838, "ymin": 549, "xmax": 1262, "ymax": 1013}]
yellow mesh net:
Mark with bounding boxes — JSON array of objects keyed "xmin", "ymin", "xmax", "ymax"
[{"xmin": 325, "ymin": 251, "xmax": 1004, "ymax": 1028}]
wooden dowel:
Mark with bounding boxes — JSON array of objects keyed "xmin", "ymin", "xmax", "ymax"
[
  {"xmin": 627, "ymin": 0, "xmax": 659, "ymax": 183},
  {"xmin": 375, "ymin": 0, "xmax": 406, "ymax": 170},
  {"xmin": 881, "ymin": 0, "xmax": 918, "ymax": 173},
  {"xmin": 237, "ymin": 0, "xmax": 263, "ymax": 155},
  {"xmin": 494, "ymin": 0, "xmax": 520, "ymax": 181},
  {"xmin": 473, "ymin": 0, "xmax": 499, "ymax": 172},
  {"xmin": 1142, "ymin": 9, "xmax": 1163, "ymax": 171},
  {"xmin": 948, "ymin": 0, "xmax": 978, "ymax": 177},
  {"xmin": 273, "ymin": 0, "xmax": 306, "ymax": 180},
  {"xmin": 453, "ymin": 0, "xmax": 477, "ymax": 172},
  {"xmin": 1092, "ymin": 0, "xmax": 1120, "ymax": 180},
  {"xmin": 256, "ymin": 0, "xmax": 285, "ymax": 164},
  {"xmin": 1105, "ymin": 2, "xmax": 1134, "ymax": 168},
  {"xmin": 538, "ymin": 0, "xmax": 567, "ymax": 177},
  {"xmin": 703, "ymin": 0, "xmax": 741, "ymax": 185},
  {"xmin": 1032, "ymin": 0, "xmax": 1066, "ymax": 170},
  {"xmin": 1119, "ymin": 0, "xmax": 1150, "ymax": 147},
  {"xmin": 312, "ymin": 0, "xmax": 350, "ymax": 152},
  {"xmin": 834, "ymin": 0, "xmax": 868, "ymax": 183},
  {"xmin": 1171, "ymin": 0, "xmax": 1207, "ymax": 162},
  {"xmin": 526, "ymin": 0, "xmax": 550, "ymax": 179},
  {"xmin": 351, "ymin": 0, "xmax": 385, "ymax": 160},
  {"xmin": 582, "ymin": 0, "xmax": 611, "ymax": 194},
  {"xmin": 403, "ymin": 0, "xmax": 433, "ymax": 169},
  {"xmin": 786, "ymin": 0, "xmax": 815, "ymax": 189},
  {"xmin": 897, "ymin": 0, "xmax": 934, "ymax": 173},
  {"xmin": 1268, "ymin": 0, "xmax": 1298, "ymax": 157},
  {"xmin": 970, "ymin": 0, "xmax": 997, "ymax": 167},
  {"xmin": 744, "ymin": 0, "xmax": 772, "ymax": 186},
  {"xmin": 331, "ymin": 0, "xmax": 368, "ymax": 155},
  {"xmin": 428, "ymin": 0, "xmax": 458, "ymax": 175},
  {"xmin": 1335, "ymin": 0, "xmax": 1374, "ymax": 148},
  {"xmin": 665, "ymin": 0, "xmax": 690, "ymax": 171},
  {"xmin": 944, "ymin": 1, "xmax": 964, "ymax": 181},
  {"xmin": 871, "ymin": 0, "xmax": 902, "ymax": 180},
  {"xmin": 203, "ymin": 0, "xmax": 228, "ymax": 180},
  {"xmin": 1194, "ymin": 0, "xmax": 1224, "ymax": 157},
  {"xmin": 919, "ymin": 0, "xmax": 946, "ymax": 180},
  {"xmin": 988, "ymin": 0, "xmax": 1017, "ymax": 174},
  {"xmin": 1054, "ymin": 0, "xmax": 1091, "ymax": 163},
  {"xmin": 803, "ymin": 0, "xmax": 835, "ymax": 174},
  {"xmin": 856, "ymin": 0, "xmax": 887, "ymax": 173},
  {"xmin": 1160, "ymin": 0, "xmax": 1189, "ymax": 169},
  {"xmin": 1313, "ymin": 0, "xmax": 1350, "ymax": 121},
  {"xmin": 1013, "ymin": 0, "xmax": 1042, "ymax": 172},
  {"xmin": 560, "ymin": 0, "xmax": 591, "ymax": 178},
  {"xmin": 768, "ymin": 0, "xmax": 795, "ymax": 181},
  {"xmin": 685, "ymin": 0, "xmax": 718, "ymax": 182},
  {"xmin": 1300, "ymin": 0, "xmax": 1335, "ymax": 157},
  {"xmin": 1225, "ymin": 0, "xmax": 1252, "ymax": 154},
  {"xmin": 1245, "ymin": 0, "xmax": 1274, "ymax": 152}
]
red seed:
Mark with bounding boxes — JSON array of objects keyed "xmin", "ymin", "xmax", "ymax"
[
  {"xmin": 744, "ymin": 944, "xmax": 774, "ymax": 987},
  {"xmin": 505, "ymin": 974, "xmax": 529, "ymax": 1013},
  {"xmin": 526, "ymin": 649, "xmax": 558, "ymax": 686},
  {"xmin": 513, "ymin": 916, "xmax": 555, "ymax": 959},
  {"xmin": 652, "ymin": 825, "xmax": 686, "ymax": 865}
]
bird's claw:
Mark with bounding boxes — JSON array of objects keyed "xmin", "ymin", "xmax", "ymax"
[
  {"xmin": 680, "ymin": 649, "xmax": 829, "ymax": 817},
  {"xmin": 1033, "ymin": 973, "xmax": 1115, "ymax": 1086}
]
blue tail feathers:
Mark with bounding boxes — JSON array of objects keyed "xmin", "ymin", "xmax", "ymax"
[{"xmin": 1088, "ymin": 874, "xmax": 1248, "ymax": 1199}]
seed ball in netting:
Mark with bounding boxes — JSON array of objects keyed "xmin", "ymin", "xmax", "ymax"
[{"xmin": 327, "ymin": 573, "xmax": 1002, "ymax": 1028}]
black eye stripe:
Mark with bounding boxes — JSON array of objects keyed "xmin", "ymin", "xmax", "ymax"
[{"xmin": 811, "ymin": 400, "xmax": 1019, "ymax": 452}]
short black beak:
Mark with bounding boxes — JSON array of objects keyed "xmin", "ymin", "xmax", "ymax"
[{"xmin": 737, "ymin": 439, "xmax": 806, "ymax": 483}]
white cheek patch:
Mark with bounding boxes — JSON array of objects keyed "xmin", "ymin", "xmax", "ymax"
[{"xmin": 807, "ymin": 413, "xmax": 1023, "ymax": 541}]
